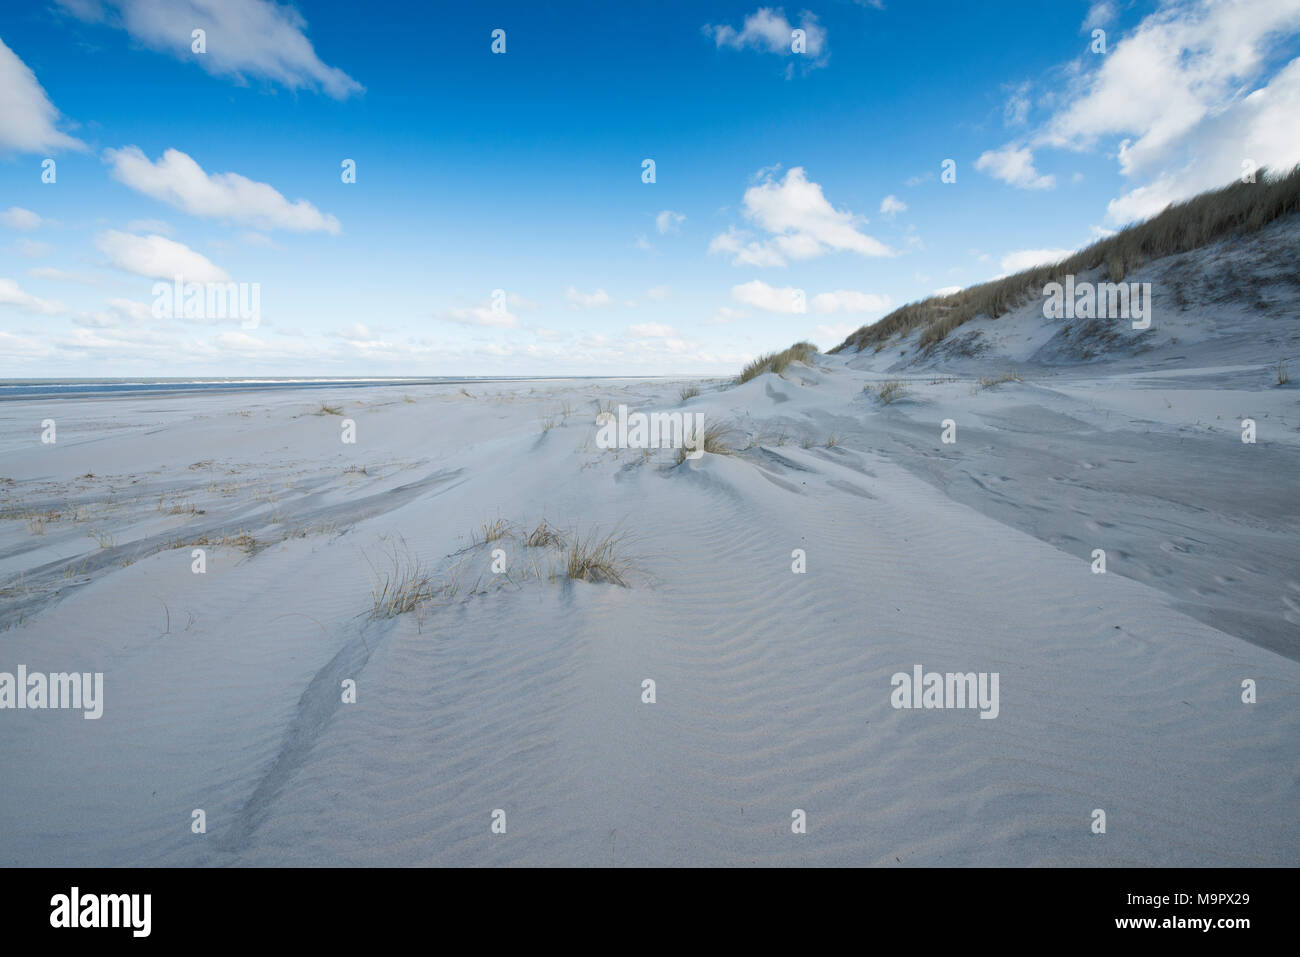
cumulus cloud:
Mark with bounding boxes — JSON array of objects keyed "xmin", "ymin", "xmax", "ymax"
[
  {"xmin": 1, "ymin": 207, "xmax": 42, "ymax": 230},
  {"xmin": 731, "ymin": 280, "xmax": 805, "ymax": 313},
  {"xmin": 704, "ymin": 8, "xmax": 827, "ymax": 61},
  {"xmin": 1082, "ymin": 1, "xmax": 1118, "ymax": 30},
  {"xmin": 811, "ymin": 290, "xmax": 892, "ymax": 314},
  {"xmin": 655, "ymin": 210, "xmax": 685, "ymax": 234},
  {"xmin": 974, "ymin": 144, "xmax": 1056, "ymax": 190},
  {"xmin": 105, "ymin": 147, "xmax": 341, "ymax": 233},
  {"xmin": 879, "ymin": 195, "xmax": 907, "ymax": 217},
  {"xmin": 0, "ymin": 278, "xmax": 66, "ymax": 315},
  {"xmin": 564, "ymin": 286, "xmax": 613, "ymax": 309},
  {"xmin": 710, "ymin": 167, "xmax": 890, "ymax": 267},
  {"xmin": 981, "ymin": 0, "xmax": 1300, "ymax": 218},
  {"xmin": 95, "ymin": 230, "xmax": 230, "ymax": 282},
  {"xmin": 54, "ymin": 0, "xmax": 362, "ymax": 98},
  {"xmin": 0, "ymin": 38, "xmax": 86, "ymax": 153},
  {"xmin": 436, "ymin": 293, "xmax": 524, "ymax": 330}
]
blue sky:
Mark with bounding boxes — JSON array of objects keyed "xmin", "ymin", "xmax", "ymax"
[{"xmin": 2, "ymin": 0, "xmax": 1299, "ymax": 376}]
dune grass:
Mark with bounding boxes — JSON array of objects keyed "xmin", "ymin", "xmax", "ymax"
[
  {"xmin": 737, "ymin": 341, "xmax": 818, "ymax": 384},
  {"xmin": 365, "ymin": 540, "xmax": 434, "ymax": 621},
  {"xmin": 976, "ymin": 371, "xmax": 1023, "ymax": 390},
  {"xmin": 872, "ymin": 379, "xmax": 908, "ymax": 404},
  {"xmin": 523, "ymin": 519, "xmax": 564, "ymax": 549},
  {"xmin": 673, "ymin": 421, "xmax": 735, "ymax": 465},
  {"xmin": 1279, "ymin": 360, "xmax": 1290, "ymax": 386},
  {"xmin": 565, "ymin": 528, "xmax": 629, "ymax": 586},
  {"xmin": 832, "ymin": 165, "xmax": 1300, "ymax": 354},
  {"xmin": 679, "ymin": 384, "xmax": 700, "ymax": 401}
]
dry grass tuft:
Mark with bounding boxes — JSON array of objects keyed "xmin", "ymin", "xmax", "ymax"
[
  {"xmin": 565, "ymin": 528, "xmax": 629, "ymax": 586},
  {"xmin": 673, "ymin": 421, "xmax": 735, "ymax": 465},
  {"xmin": 875, "ymin": 379, "xmax": 908, "ymax": 404},
  {"xmin": 679, "ymin": 385, "xmax": 700, "ymax": 401},
  {"xmin": 474, "ymin": 517, "xmax": 510, "ymax": 545},
  {"xmin": 524, "ymin": 520, "xmax": 564, "ymax": 549},
  {"xmin": 737, "ymin": 341, "xmax": 817, "ymax": 384},
  {"xmin": 1278, "ymin": 360, "xmax": 1290, "ymax": 386},
  {"xmin": 976, "ymin": 371, "xmax": 1023, "ymax": 390},
  {"xmin": 365, "ymin": 540, "xmax": 434, "ymax": 621}
]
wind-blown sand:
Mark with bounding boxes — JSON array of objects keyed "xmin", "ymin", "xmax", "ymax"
[{"xmin": 1, "ymin": 353, "xmax": 1296, "ymax": 867}]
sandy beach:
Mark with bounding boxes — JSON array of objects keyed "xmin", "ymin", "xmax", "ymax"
[{"xmin": 2, "ymin": 345, "xmax": 1297, "ymax": 866}]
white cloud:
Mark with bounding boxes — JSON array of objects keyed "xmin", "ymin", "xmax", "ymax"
[
  {"xmin": 704, "ymin": 8, "xmax": 827, "ymax": 60},
  {"xmin": 74, "ymin": 297, "xmax": 153, "ymax": 327},
  {"xmin": 1003, "ymin": 81, "xmax": 1033, "ymax": 127},
  {"xmin": 1082, "ymin": 1, "xmax": 1118, "ymax": 30},
  {"xmin": 879, "ymin": 194, "xmax": 907, "ymax": 217},
  {"xmin": 54, "ymin": 0, "xmax": 362, "ymax": 98},
  {"xmin": 999, "ymin": 248, "xmax": 1073, "ymax": 273},
  {"xmin": 0, "ymin": 278, "xmax": 65, "ymax": 315},
  {"xmin": 0, "ymin": 38, "xmax": 86, "ymax": 153},
  {"xmin": 95, "ymin": 230, "xmax": 230, "ymax": 282},
  {"xmin": 629, "ymin": 322, "xmax": 676, "ymax": 338},
  {"xmin": 564, "ymin": 286, "xmax": 613, "ymax": 309},
  {"xmin": 1, "ymin": 207, "xmax": 42, "ymax": 230},
  {"xmin": 646, "ymin": 284, "xmax": 671, "ymax": 300},
  {"xmin": 655, "ymin": 210, "xmax": 685, "ymax": 234},
  {"xmin": 1015, "ymin": 0, "xmax": 1300, "ymax": 223},
  {"xmin": 710, "ymin": 167, "xmax": 890, "ymax": 266},
  {"xmin": 933, "ymin": 285, "xmax": 964, "ymax": 297},
  {"xmin": 28, "ymin": 266, "xmax": 98, "ymax": 285},
  {"xmin": 437, "ymin": 300, "xmax": 520, "ymax": 329},
  {"xmin": 974, "ymin": 144, "xmax": 1056, "ymax": 190},
  {"xmin": 105, "ymin": 147, "xmax": 341, "ymax": 233},
  {"xmin": 811, "ymin": 290, "xmax": 892, "ymax": 314},
  {"xmin": 731, "ymin": 280, "xmax": 805, "ymax": 313}
]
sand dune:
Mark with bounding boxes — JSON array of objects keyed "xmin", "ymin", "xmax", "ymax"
[{"xmin": 2, "ymin": 356, "xmax": 1297, "ymax": 866}]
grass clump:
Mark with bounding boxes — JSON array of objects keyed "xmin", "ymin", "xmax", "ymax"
[
  {"xmin": 875, "ymin": 380, "xmax": 908, "ymax": 404},
  {"xmin": 976, "ymin": 371, "xmax": 1023, "ymax": 390},
  {"xmin": 737, "ymin": 341, "xmax": 818, "ymax": 384},
  {"xmin": 565, "ymin": 528, "xmax": 629, "ymax": 586},
  {"xmin": 524, "ymin": 520, "xmax": 564, "ymax": 549},
  {"xmin": 365, "ymin": 540, "xmax": 433, "ymax": 621},
  {"xmin": 474, "ymin": 517, "xmax": 510, "ymax": 545},
  {"xmin": 1279, "ymin": 360, "xmax": 1290, "ymax": 386},
  {"xmin": 679, "ymin": 385, "xmax": 700, "ymax": 401},
  {"xmin": 673, "ymin": 421, "xmax": 735, "ymax": 465}
]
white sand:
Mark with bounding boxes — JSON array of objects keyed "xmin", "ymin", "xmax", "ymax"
[{"xmin": 1, "ymin": 350, "xmax": 1296, "ymax": 866}]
